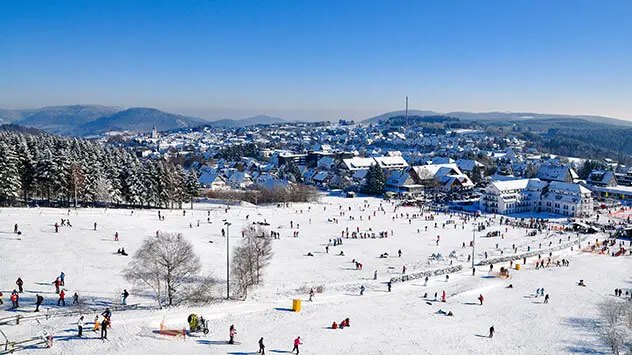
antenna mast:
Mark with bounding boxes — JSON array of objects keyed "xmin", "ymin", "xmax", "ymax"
[{"xmin": 405, "ymin": 96, "xmax": 409, "ymax": 127}]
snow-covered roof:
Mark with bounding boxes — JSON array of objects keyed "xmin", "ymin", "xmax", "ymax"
[
  {"xmin": 386, "ymin": 170, "xmax": 411, "ymax": 187},
  {"xmin": 548, "ymin": 181, "xmax": 592, "ymax": 195},
  {"xmin": 373, "ymin": 156, "xmax": 409, "ymax": 169},
  {"xmin": 537, "ymin": 164, "xmax": 578, "ymax": 182},
  {"xmin": 342, "ymin": 157, "xmax": 375, "ymax": 171},
  {"xmin": 198, "ymin": 170, "xmax": 224, "ymax": 186},
  {"xmin": 411, "ymin": 164, "xmax": 460, "ymax": 180},
  {"xmin": 489, "ymin": 179, "xmax": 531, "ymax": 191}
]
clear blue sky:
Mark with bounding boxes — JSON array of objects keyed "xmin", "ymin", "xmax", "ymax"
[{"xmin": 1, "ymin": 0, "xmax": 631, "ymax": 121}]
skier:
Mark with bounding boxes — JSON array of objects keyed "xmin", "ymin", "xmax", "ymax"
[
  {"xmin": 77, "ymin": 316, "xmax": 84, "ymax": 337},
  {"xmin": 489, "ymin": 325, "xmax": 495, "ymax": 338},
  {"xmin": 360, "ymin": 285, "xmax": 365, "ymax": 296},
  {"xmin": 94, "ymin": 222, "xmax": 97, "ymax": 231},
  {"xmin": 14, "ymin": 224, "xmax": 18, "ymax": 234},
  {"xmin": 122, "ymin": 289, "xmax": 129, "ymax": 305},
  {"xmin": 478, "ymin": 294, "xmax": 484, "ymax": 305},
  {"xmin": 52, "ymin": 278, "xmax": 60, "ymax": 294},
  {"xmin": 229, "ymin": 324, "xmax": 237, "ymax": 344},
  {"xmin": 58, "ymin": 290, "xmax": 66, "ymax": 306},
  {"xmin": 59, "ymin": 272, "xmax": 65, "ymax": 286},
  {"xmin": 387, "ymin": 281, "xmax": 392, "ymax": 292},
  {"xmin": 54, "ymin": 223, "xmax": 59, "ymax": 233},
  {"xmin": 292, "ymin": 336, "xmax": 303, "ymax": 354},
  {"xmin": 16, "ymin": 277, "xmax": 23, "ymax": 293},
  {"xmin": 398, "ymin": 249, "xmax": 402, "ymax": 257},
  {"xmin": 115, "ymin": 232, "xmax": 119, "ymax": 241},
  {"xmin": 259, "ymin": 337, "xmax": 265, "ymax": 354},
  {"xmin": 72, "ymin": 292, "xmax": 79, "ymax": 306},
  {"xmin": 374, "ymin": 270, "xmax": 378, "ymax": 280},
  {"xmin": 35, "ymin": 294, "xmax": 43, "ymax": 312},
  {"xmin": 544, "ymin": 294, "xmax": 549, "ymax": 304}
]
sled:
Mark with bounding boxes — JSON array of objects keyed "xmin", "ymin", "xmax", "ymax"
[{"xmin": 159, "ymin": 319, "xmax": 186, "ymax": 339}]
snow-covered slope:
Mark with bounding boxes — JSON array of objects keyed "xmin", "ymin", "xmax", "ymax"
[{"xmin": 0, "ymin": 197, "xmax": 629, "ymax": 354}]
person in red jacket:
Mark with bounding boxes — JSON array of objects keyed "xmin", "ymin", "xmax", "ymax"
[
  {"xmin": 10, "ymin": 291, "xmax": 19, "ymax": 308},
  {"xmin": 292, "ymin": 336, "xmax": 303, "ymax": 354},
  {"xmin": 478, "ymin": 294, "xmax": 484, "ymax": 305},
  {"xmin": 58, "ymin": 290, "xmax": 65, "ymax": 306},
  {"xmin": 52, "ymin": 278, "xmax": 61, "ymax": 294}
]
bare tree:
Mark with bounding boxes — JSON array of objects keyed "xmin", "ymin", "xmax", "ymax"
[
  {"xmin": 123, "ymin": 233, "xmax": 202, "ymax": 308},
  {"xmin": 598, "ymin": 300, "xmax": 626, "ymax": 355},
  {"xmin": 231, "ymin": 227, "xmax": 273, "ymax": 299}
]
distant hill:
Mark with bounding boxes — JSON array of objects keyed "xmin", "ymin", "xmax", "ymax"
[
  {"xmin": 365, "ymin": 110, "xmax": 632, "ymax": 127},
  {"xmin": 0, "ymin": 105, "xmax": 209, "ymax": 136},
  {"xmin": 76, "ymin": 107, "xmax": 207, "ymax": 135},
  {"xmin": 206, "ymin": 114, "xmax": 286, "ymax": 128},
  {"xmin": 15, "ymin": 105, "xmax": 122, "ymax": 135},
  {"xmin": 364, "ymin": 110, "xmax": 440, "ymax": 124}
]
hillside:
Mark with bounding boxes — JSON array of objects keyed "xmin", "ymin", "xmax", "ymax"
[
  {"xmin": 17, "ymin": 105, "xmax": 122, "ymax": 135},
  {"xmin": 365, "ymin": 110, "xmax": 632, "ymax": 127},
  {"xmin": 206, "ymin": 114, "xmax": 286, "ymax": 128},
  {"xmin": 76, "ymin": 107, "xmax": 207, "ymax": 135}
]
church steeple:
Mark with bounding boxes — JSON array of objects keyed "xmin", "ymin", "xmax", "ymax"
[{"xmin": 151, "ymin": 124, "xmax": 159, "ymax": 139}]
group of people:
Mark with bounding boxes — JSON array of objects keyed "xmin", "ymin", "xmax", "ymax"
[{"xmin": 331, "ymin": 318, "xmax": 350, "ymax": 329}]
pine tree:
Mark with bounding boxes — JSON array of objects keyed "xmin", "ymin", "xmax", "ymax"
[
  {"xmin": 0, "ymin": 141, "xmax": 22, "ymax": 204},
  {"xmin": 363, "ymin": 164, "xmax": 385, "ymax": 195},
  {"xmin": 184, "ymin": 168, "xmax": 201, "ymax": 209}
]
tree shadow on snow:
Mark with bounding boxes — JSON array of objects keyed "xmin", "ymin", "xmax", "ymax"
[
  {"xmin": 566, "ymin": 344, "xmax": 606, "ymax": 354},
  {"xmin": 270, "ymin": 351, "xmax": 293, "ymax": 354},
  {"xmin": 227, "ymin": 352, "xmax": 259, "ymax": 355},
  {"xmin": 463, "ymin": 302, "xmax": 479, "ymax": 306},
  {"xmin": 563, "ymin": 317, "xmax": 605, "ymax": 354}
]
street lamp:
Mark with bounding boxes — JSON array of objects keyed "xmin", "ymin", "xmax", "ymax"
[
  {"xmin": 471, "ymin": 222, "xmax": 477, "ymax": 271},
  {"xmin": 223, "ymin": 219, "xmax": 232, "ymax": 300}
]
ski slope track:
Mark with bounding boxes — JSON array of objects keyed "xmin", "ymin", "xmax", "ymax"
[{"xmin": 0, "ymin": 196, "xmax": 630, "ymax": 354}]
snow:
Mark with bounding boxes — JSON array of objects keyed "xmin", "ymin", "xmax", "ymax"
[{"xmin": 0, "ymin": 197, "xmax": 630, "ymax": 354}]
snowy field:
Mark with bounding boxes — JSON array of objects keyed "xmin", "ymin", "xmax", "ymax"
[{"xmin": 0, "ymin": 196, "xmax": 630, "ymax": 354}]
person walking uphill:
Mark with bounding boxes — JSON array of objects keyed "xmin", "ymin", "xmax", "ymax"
[
  {"xmin": 77, "ymin": 316, "xmax": 84, "ymax": 337},
  {"xmin": 258, "ymin": 337, "xmax": 265, "ymax": 354},
  {"xmin": 489, "ymin": 325, "xmax": 495, "ymax": 338},
  {"xmin": 16, "ymin": 277, "xmax": 23, "ymax": 293},
  {"xmin": 52, "ymin": 278, "xmax": 61, "ymax": 294},
  {"xmin": 292, "ymin": 336, "xmax": 303, "ymax": 354},
  {"xmin": 35, "ymin": 294, "xmax": 43, "ymax": 312},
  {"xmin": 229, "ymin": 324, "xmax": 237, "ymax": 344},
  {"xmin": 58, "ymin": 290, "xmax": 66, "ymax": 306},
  {"xmin": 101, "ymin": 317, "xmax": 109, "ymax": 339},
  {"xmin": 122, "ymin": 289, "xmax": 129, "ymax": 305}
]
